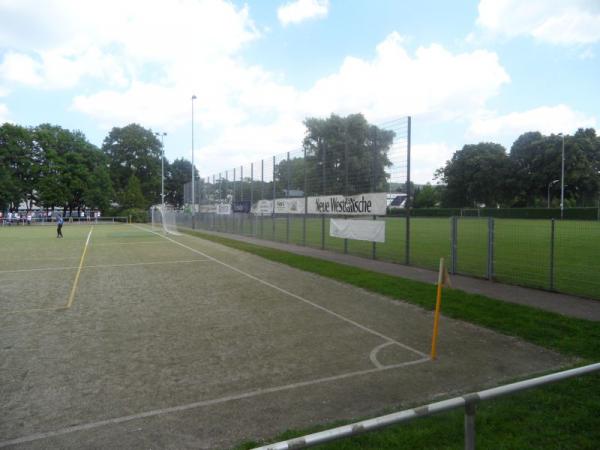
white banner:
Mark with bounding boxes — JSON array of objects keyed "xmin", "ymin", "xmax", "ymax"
[
  {"xmin": 330, "ymin": 219, "xmax": 386, "ymax": 243},
  {"xmin": 216, "ymin": 204, "xmax": 231, "ymax": 215},
  {"xmin": 308, "ymin": 192, "xmax": 387, "ymax": 216},
  {"xmin": 199, "ymin": 204, "xmax": 216, "ymax": 213},
  {"xmin": 252, "ymin": 199, "xmax": 273, "ymax": 215},
  {"xmin": 274, "ymin": 198, "xmax": 305, "ymax": 214},
  {"xmin": 250, "ymin": 193, "xmax": 387, "ymax": 216}
]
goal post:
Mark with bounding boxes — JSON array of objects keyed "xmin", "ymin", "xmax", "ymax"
[{"xmin": 150, "ymin": 204, "xmax": 181, "ymax": 235}]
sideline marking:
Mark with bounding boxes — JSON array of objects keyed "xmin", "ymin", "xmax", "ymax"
[
  {"xmin": 0, "ymin": 357, "xmax": 428, "ymax": 448},
  {"xmin": 90, "ymin": 240, "xmax": 168, "ymax": 246},
  {"xmin": 134, "ymin": 225, "xmax": 428, "ymax": 359},
  {"xmin": 83, "ymin": 259, "xmax": 210, "ymax": 269},
  {"xmin": 0, "ymin": 259, "xmax": 210, "ymax": 275},
  {"xmin": 1, "ymin": 306, "xmax": 67, "ymax": 315},
  {"xmin": 65, "ymin": 227, "xmax": 93, "ymax": 309},
  {"xmin": 0, "ymin": 266, "xmax": 78, "ymax": 274}
]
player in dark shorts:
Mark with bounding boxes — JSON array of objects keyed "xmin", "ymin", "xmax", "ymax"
[{"xmin": 57, "ymin": 214, "xmax": 64, "ymax": 238}]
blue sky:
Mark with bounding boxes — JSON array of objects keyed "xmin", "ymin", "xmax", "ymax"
[{"xmin": 1, "ymin": 0, "xmax": 599, "ymax": 183}]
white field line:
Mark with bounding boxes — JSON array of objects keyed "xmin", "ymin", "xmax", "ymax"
[
  {"xmin": 89, "ymin": 240, "xmax": 168, "ymax": 246},
  {"xmin": 6, "ymin": 256, "xmax": 81, "ymax": 262},
  {"xmin": 133, "ymin": 225, "xmax": 429, "ymax": 359},
  {"xmin": 0, "ymin": 259, "xmax": 210, "ymax": 275},
  {"xmin": 0, "ymin": 357, "xmax": 428, "ymax": 449},
  {"xmin": 0, "ymin": 266, "xmax": 78, "ymax": 274},
  {"xmin": 83, "ymin": 259, "xmax": 209, "ymax": 269}
]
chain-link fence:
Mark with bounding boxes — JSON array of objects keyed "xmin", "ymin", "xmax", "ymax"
[{"xmin": 176, "ymin": 116, "xmax": 600, "ymax": 301}]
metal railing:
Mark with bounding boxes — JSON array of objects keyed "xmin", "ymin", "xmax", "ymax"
[{"xmin": 253, "ymin": 362, "xmax": 600, "ymax": 450}]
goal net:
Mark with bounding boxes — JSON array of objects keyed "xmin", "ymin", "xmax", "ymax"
[{"xmin": 151, "ymin": 204, "xmax": 181, "ymax": 235}]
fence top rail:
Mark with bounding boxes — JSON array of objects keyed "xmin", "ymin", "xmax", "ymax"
[{"xmin": 252, "ymin": 362, "xmax": 600, "ymax": 450}]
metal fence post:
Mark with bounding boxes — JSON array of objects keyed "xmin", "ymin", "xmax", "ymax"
[
  {"xmin": 321, "ymin": 139, "xmax": 326, "ymax": 250},
  {"xmin": 260, "ymin": 160, "xmax": 264, "ymax": 239},
  {"xmin": 487, "ymin": 216, "xmax": 494, "ymax": 280},
  {"xmin": 451, "ymin": 216, "xmax": 458, "ymax": 274},
  {"xmin": 287, "ymin": 151, "xmax": 290, "ymax": 244},
  {"xmin": 372, "ymin": 215, "xmax": 377, "ymax": 259},
  {"xmin": 303, "ymin": 145, "xmax": 307, "ymax": 246},
  {"xmin": 344, "ymin": 128, "xmax": 349, "ymax": 254},
  {"xmin": 321, "ymin": 214, "xmax": 325, "ymax": 250},
  {"xmin": 464, "ymin": 399, "xmax": 477, "ymax": 450},
  {"xmin": 272, "ymin": 155, "xmax": 276, "ymax": 240},
  {"xmin": 250, "ymin": 162, "xmax": 254, "ymax": 236},
  {"xmin": 240, "ymin": 166, "xmax": 245, "ymax": 236},
  {"xmin": 550, "ymin": 218, "xmax": 555, "ymax": 291},
  {"xmin": 405, "ymin": 116, "xmax": 412, "ymax": 265}
]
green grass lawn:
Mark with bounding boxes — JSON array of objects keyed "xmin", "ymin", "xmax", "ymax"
[
  {"xmin": 201, "ymin": 215, "xmax": 600, "ymax": 300},
  {"xmin": 180, "ymin": 230, "xmax": 600, "ymax": 450}
]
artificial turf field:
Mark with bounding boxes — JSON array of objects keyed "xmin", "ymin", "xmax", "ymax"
[
  {"xmin": 196, "ymin": 215, "xmax": 600, "ymax": 299},
  {"xmin": 0, "ymin": 223, "xmax": 569, "ymax": 449}
]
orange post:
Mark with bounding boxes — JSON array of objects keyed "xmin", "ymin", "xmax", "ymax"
[{"xmin": 430, "ymin": 257, "xmax": 446, "ymax": 359}]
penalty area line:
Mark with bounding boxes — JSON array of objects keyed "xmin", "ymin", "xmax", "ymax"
[{"xmin": 0, "ymin": 357, "xmax": 429, "ymax": 448}]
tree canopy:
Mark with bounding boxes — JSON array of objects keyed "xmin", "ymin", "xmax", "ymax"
[
  {"xmin": 436, "ymin": 129, "xmax": 600, "ymax": 208},
  {"xmin": 102, "ymin": 124, "xmax": 162, "ymax": 208},
  {"xmin": 301, "ymin": 114, "xmax": 394, "ymax": 196}
]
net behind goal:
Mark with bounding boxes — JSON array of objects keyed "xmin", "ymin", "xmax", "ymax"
[{"xmin": 151, "ymin": 205, "xmax": 181, "ymax": 235}]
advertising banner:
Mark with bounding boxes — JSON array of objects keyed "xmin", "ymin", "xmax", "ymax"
[
  {"xmin": 252, "ymin": 200, "xmax": 273, "ymax": 215},
  {"xmin": 274, "ymin": 198, "xmax": 305, "ymax": 214},
  {"xmin": 199, "ymin": 204, "xmax": 216, "ymax": 213},
  {"xmin": 329, "ymin": 219, "xmax": 386, "ymax": 243},
  {"xmin": 216, "ymin": 204, "xmax": 231, "ymax": 215},
  {"xmin": 307, "ymin": 193, "xmax": 387, "ymax": 216},
  {"xmin": 232, "ymin": 201, "xmax": 251, "ymax": 213},
  {"xmin": 250, "ymin": 193, "xmax": 387, "ymax": 216}
]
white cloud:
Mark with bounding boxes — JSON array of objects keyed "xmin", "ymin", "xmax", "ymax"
[
  {"xmin": 0, "ymin": 0, "xmax": 259, "ymax": 89},
  {"xmin": 0, "ymin": 1, "xmax": 514, "ymax": 182},
  {"xmin": 198, "ymin": 116, "xmax": 305, "ymax": 176},
  {"xmin": 468, "ymin": 105, "xmax": 597, "ymax": 143},
  {"xmin": 0, "ymin": 51, "xmax": 42, "ymax": 85},
  {"xmin": 477, "ymin": 0, "xmax": 600, "ymax": 44},
  {"xmin": 278, "ymin": 0, "xmax": 329, "ymax": 26},
  {"xmin": 299, "ymin": 32, "xmax": 510, "ymax": 122},
  {"xmin": 412, "ymin": 142, "xmax": 455, "ymax": 184}
]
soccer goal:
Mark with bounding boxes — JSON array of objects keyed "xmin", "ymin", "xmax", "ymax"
[{"xmin": 151, "ymin": 204, "xmax": 181, "ymax": 235}]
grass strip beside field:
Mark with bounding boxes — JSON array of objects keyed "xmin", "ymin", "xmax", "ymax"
[{"xmin": 180, "ymin": 230, "xmax": 600, "ymax": 450}]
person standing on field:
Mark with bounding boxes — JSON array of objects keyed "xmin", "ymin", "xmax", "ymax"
[{"xmin": 57, "ymin": 214, "xmax": 64, "ymax": 238}]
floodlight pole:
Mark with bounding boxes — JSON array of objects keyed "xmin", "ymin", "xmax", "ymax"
[
  {"xmin": 155, "ymin": 132, "xmax": 167, "ymax": 208},
  {"xmin": 191, "ymin": 94, "xmax": 197, "ymax": 212},
  {"xmin": 547, "ymin": 179, "xmax": 559, "ymax": 208},
  {"xmin": 559, "ymin": 133, "xmax": 565, "ymax": 219}
]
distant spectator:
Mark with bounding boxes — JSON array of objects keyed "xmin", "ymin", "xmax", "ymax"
[
  {"xmin": 56, "ymin": 214, "xmax": 64, "ymax": 238},
  {"xmin": 26, "ymin": 211, "xmax": 32, "ymax": 225}
]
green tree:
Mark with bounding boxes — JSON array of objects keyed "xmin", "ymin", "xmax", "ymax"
[
  {"xmin": 436, "ymin": 143, "xmax": 512, "ymax": 207},
  {"xmin": 302, "ymin": 114, "xmax": 394, "ymax": 196},
  {"xmin": 164, "ymin": 158, "xmax": 196, "ymax": 207},
  {"xmin": 102, "ymin": 124, "xmax": 162, "ymax": 206},
  {"xmin": 413, "ymin": 183, "xmax": 441, "ymax": 208},
  {"xmin": 0, "ymin": 123, "xmax": 37, "ymax": 210},
  {"xmin": 509, "ymin": 129, "xmax": 600, "ymax": 207},
  {"xmin": 121, "ymin": 175, "xmax": 147, "ymax": 209},
  {"xmin": 34, "ymin": 124, "xmax": 112, "ymax": 214}
]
